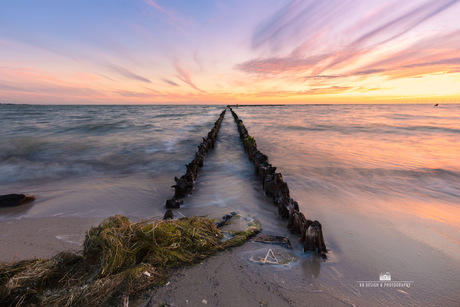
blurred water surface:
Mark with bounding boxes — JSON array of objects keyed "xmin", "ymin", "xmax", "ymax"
[{"xmin": 1, "ymin": 104, "xmax": 459, "ymax": 306}]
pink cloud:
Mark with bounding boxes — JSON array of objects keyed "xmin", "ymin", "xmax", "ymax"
[
  {"xmin": 113, "ymin": 88, "xmax": 164, "ymax": 98},
  {"xmin": 322, "ymin": 0, "xmax": 460, "ymax": 72},
  {"xmin": 174, "ymin": 61, "xmax": 205, "ymax": 92},
  {"xmin": 234, "ymin": 54, "xmax": 331, "ymax": 75},
  {"xmin": 162, "ymin": 78, "xmax": 179, "ymax": 86},
  {"xmin": 236, "ymin": 0, "xmax": 460, "ymax": 92},
  {"xmin": 252, "ymin": 0, "xmax": 354, "ymax": 53},
  {"xmin": 102, "ymin": 62, "xmax": 151, "ymax": 83}
]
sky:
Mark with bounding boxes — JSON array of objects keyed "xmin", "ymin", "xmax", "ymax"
[{"xmin": 1, "ymin": 0, "xmax": 460, "ymax": 104}]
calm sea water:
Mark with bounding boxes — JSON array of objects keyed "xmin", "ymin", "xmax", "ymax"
[{"xmin": 1, "ymin": 104, "xmax": 459, "ymax": 306}]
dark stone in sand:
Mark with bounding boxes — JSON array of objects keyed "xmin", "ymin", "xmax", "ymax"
[
  {"xmin": 163, "ymin": 209, "xmax": 174, "ymax": 220},
  {"xmin": 301, "ymin": 220, "xmax": 328, "ymax": 256},
  {"xmin": 275, "ymin": 196, "xmax": 290, "ymax": 220},
  {"xmin": 194, "ymin": 152, "xmax": 204, "ymax": 167},
  {"xmin": 264, "ymin": 173, "xmax": 284, "ymax": 196},
  {"xmin": 172, "ymin": 176, "xmax": 192, "ymax": 198},
  {"xmin": 215, "ymin": 212, "xmax": 236, "ymax": 228},
  {"xmin": 288, "ymin": 210, "xmax": 307, "ymax": 235},
  {"xmin": 258, "ymin": 164, "xmax": 276, "ymax": 189},
  {"xmin": 186, "ymin": 160, "xmax": 199, "ymax": 177},
  {"xmin": 0, "ymin": 194, "xmax": 36, "ymax": 208},
  {"xmin": 197, "ymin": 143, "xmax": 208, "ymax": 156},
  {"xmin": 165, "ymin": 198, "xmax": 183, "ymax": 209},
  {"xmin": 203, "ymin": 137, "xmax": 214, "ymax": 150}
]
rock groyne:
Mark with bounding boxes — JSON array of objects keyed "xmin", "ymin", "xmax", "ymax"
[
  {"xmin": 229, "ymin": 107, "xmax": 327, "ymax": 257},
  {"xmin": 165, "ymin": 109, "xmax": 226, "ymax": 211}
]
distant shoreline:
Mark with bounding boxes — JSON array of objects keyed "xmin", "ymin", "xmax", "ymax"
[{"xmin": 2, "ymin": 102, "xmax": 459, "ymax": 106}]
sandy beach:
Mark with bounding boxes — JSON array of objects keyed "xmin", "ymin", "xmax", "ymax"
[
  {"xmin": 0, "ymin": 217, "xmax": 103, "ymax": 263},
  {"xmin": 0, "ymin": 214, "xmax": 351, "ymax": 307},
  {"xmin": 140, "ymin": 242, "xmax": 351, "ymax": 307}
]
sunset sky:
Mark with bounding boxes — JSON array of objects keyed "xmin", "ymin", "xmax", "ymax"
[{"xmin": 1, "ymin": 0, "xmax": 460, "ymax": 104}]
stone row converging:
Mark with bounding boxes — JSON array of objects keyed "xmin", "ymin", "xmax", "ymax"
[
  {"xmin": 163, "ymin": 109, "xmax": 226, "ymax": 218},
  {"xmin": 229, "ymin": 107, "xmax": 328, "ymax": 257}
]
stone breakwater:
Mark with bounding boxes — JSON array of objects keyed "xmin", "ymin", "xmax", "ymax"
[
  {"xmin": 229, "ymin": 107, "xmax": 327, "ymax": 257},
  {"xmin": 164, "ymin": 109, "xmax": 226, "ymax": 214}
]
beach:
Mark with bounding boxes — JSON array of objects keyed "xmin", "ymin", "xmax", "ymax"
[
  {"xmin": 0, "ymin": 217, "xmax": 103, "ymax": 263},
  {"xmin": 1, "ymin": 104, "xmax": 459, "ymax": 306},
  {"xmin": 0, "ymin": 215, "xmax": 352, "ymax": 306},
  {"xmin": 141, "ymin": 242, "xmax": 351, "ymax": 307}
]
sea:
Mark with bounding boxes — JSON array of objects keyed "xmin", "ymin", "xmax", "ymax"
[{"xmin": 1, "ymin": 104, "xmax": 459, "ymax": 306}]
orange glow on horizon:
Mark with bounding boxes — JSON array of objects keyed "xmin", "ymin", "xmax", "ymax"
[{"xmin": 1, "ymin": 1, "xmax": 460, "ymax": 105}]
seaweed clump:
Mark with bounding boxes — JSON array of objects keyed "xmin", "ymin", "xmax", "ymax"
[
  {"xmin": 0, "ymin": 215, "xmax": 260, "ymax": 306},
  {"xmin": 243, "ymin": 136, "xmax": 256, "ymax": 151}
]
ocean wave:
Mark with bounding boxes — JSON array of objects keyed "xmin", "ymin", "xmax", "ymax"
[
  {"xmin": 59, "ymin": 120, "xmax": 132, "ymax": 134},
  {"xmin": 296, "ymin": 166, "xmax": 460, "ymax": 202},
  {"xmin": 282, "ymin": 123, "xmax": 460, "ymax": 135},
  {"xmin": 399, "ymin": 125, "xmax": 460, "ymax": 134}
]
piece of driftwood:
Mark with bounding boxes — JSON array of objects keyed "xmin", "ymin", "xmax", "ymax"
[
  {"xmin": 250, "ymin": 248, "xmax": 289, "ymax": 265},
  {"xmin": 253, "ymin": 234, "xmax": 292, "ymax": 249},
  {"xmin": 0, "ymin": 194, "xmax": 36, "ymax": 208}
]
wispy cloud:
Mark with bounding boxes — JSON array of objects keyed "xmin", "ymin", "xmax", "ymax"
[
  {"xmin": 143, "ymin": 0, "xmax": 187, "ymax": 33},
  {"xmin": 251, "ymin": 0, "xmax": 353, "ymax": 53},
  {"xmin": 174, "ymin": 61, "xmax": 205, "ymax": 92},
  {"xmin": 236, "ymin": 0, "xmax": 460, "ymax": 95},
  {"xmin": 402, "ymin": 57, "xmax": 460, "ymax": 68},
  {"xmin": 162, "ymin": 78, "xmax": 179, "ymax": 86},
  {"xmin": 103, "ymin": 62, "xmax": 151, "ymax": 83},
  {"xmin": 235, "ymin": 54, "xmax": 330, "ymax": 75},
  {"xmin": 239, "ymin": 85, "xmax": 354, "ymax": 99},
  {"xmin": 302, "ymin": 86, "xmax": 353, "ymax": 95},
  {"xmin": 361, "ymin": 30, "xmax": 460, "ymax": 69},
  {"xmin": 114, "ymin": 88, "xmax": 163, "ymax": 98},
  {"xmin": 1, "ymin": 0, "xmax": 459, "ymax": 104},
  {"xmin": 251, "ymin": 0, "xmax": 459, "ymax": 56},
  {"xmin": 0, "ymin": 66, "xmax": 103, "ymax": 103},
  {"xmin": 323, "ymin": 0, "xmax": 460, "ymax": 72}
]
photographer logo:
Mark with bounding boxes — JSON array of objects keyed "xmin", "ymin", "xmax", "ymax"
[
  {"xmin": 379, "ymin": 272, "xmax": 391, "ymax": 281},
  {"xmin": 358, "ymin": 272, "xmax": 413, "ymax": 288}
]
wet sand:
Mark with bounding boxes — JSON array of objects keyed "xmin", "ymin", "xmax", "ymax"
[
  {"xmin": 0, "ymin": 217, "xmax": 103, "ymax": 262},
  {"xmin": 0, "ymin": 214, "xmax": 352, "ymax": 307},
  {"xmin": 140, "ymin": 242, "xmax": 351, "ymax": 307}
]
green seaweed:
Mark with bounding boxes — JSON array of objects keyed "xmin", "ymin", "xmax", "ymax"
[
  {"xmin": 0, "ymin": 215, "xmax": 261, "ymax": 306},
  {"xmin": 243, "ymin": 136, "xmax": 256, "ymax": 149}
]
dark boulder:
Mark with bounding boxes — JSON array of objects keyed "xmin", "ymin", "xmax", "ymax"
[
  {"xmin": 163, "ymin": 209, "xmax": 174, "ymax": 220},
  {"xmin": 0, "ymin": 194, "xmax": 36, "ymax": 208},
  {"xmin": 301, "ymin": 220, "xmax": 328, "ymax": 255},
  {"xmin": 165, "ymin": 198, "xmax": 183, "ymax": 209},
  {"xmin": 172, "ymin": 176, "xmax": 192, "ymax": 198},
  {"xmin": 264, "ymin": 173, "xmax": 284, "ymax": 196}
]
